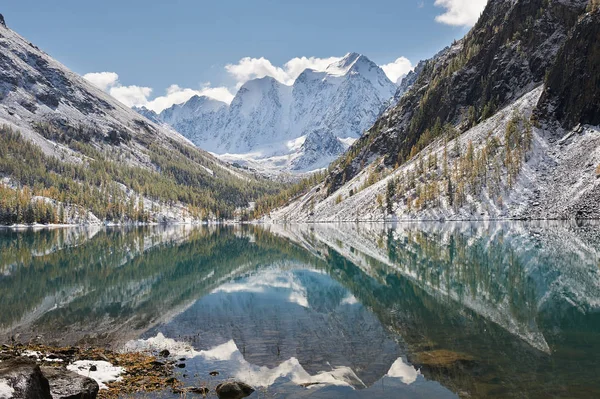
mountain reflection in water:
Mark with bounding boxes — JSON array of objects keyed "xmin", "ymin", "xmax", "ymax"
[{"xmin": 1, "ymin": 222, "xmax": 599, "ymax": 398}]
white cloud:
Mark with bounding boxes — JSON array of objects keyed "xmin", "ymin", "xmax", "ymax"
[
  {"xmin": 108, "ymin": 85, "xmax": 153, "ymax": 108},
  {"xmin": 84, "ymin": 71, "xmax": 153, "ymax": 107},
  {"xmin": 434, "ymin": 0, "xmax": 488, "ymax": 27},
  {"xmin": 84, "ymin": 53, "xmax": 412, "ymax": 113},
  {"xmin": 144, "ymin": 84, "xmax": 234, "ymax": 113},
  {"xmin": 225, "ymin": 56, "xmax": 342, "ymax": 87},
  {"xmin": 282, "ymin": 56, "xmax": 341, "ymax": 83},
  {"xmin": 83, "ymin": 72, "xmax": 119, "ymax": 91},
  {"xmin": 83, "ymin": 72, "xmax": 234, "ymax": 112},
  {"xmin": 381, "ymin": 57, "xmax": 414, "ymax": 84},
  {"xmin": 225, "ymin": 57, "xmax": 290, "ymax": 87}
]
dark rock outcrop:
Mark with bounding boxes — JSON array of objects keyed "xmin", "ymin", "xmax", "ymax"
[
  {"xmin": 293, "ymin": 129, "xmax": 345, "ymax": 171},
  {"xmin": 41, "ymin": 367, "xmax": 99, "ymax": 399},
  {"xmin": 215, "ymin": 381, "xmax": 255, "ymax": 399},
  {"xmin": 0, "ymin": 14, "xmax": 5, "ymax": 28},
  {"xmin": 0, "ymin": 359, "xmax": 52, "ymax": 399},
  {"xmin": 393, "ymin": 47, "xmax": 448, "ymax": 102},
  {"xmin": 132, "ymin": 106, "xmax": 161, "ymax": 124},
  {"xmin": 158, "ymin": 349, "xmax": 170, "ymax": 358},
  {"xmin": 536, "ymin": 8, "xmax": 600, "ymax": 129}
]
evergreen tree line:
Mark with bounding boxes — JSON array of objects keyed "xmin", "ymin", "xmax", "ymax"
[
  {"xmin": 0, "ymin": 185, "xmax": 62, "ymax": 225},
  {"xmin": 252, "ymin": 170, "xmax": 328, "ymax": 218},
  {"xmin": 383, "ymin": 113, "xmax": 533, "ymax": 213},
  {"xmin": 0, "ymin": 125, "xmax": 282, "ymax": 224}
]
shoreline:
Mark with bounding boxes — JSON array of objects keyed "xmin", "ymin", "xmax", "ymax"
[
  {"xmin": 0, "ymin": 341, "xmax": 263, "ymax": 399},
  {"xmin": 0, "ymin": 342, "xmax": 184, "ymax": 398},
  {"xmin": 2, "ymin": 217, "xmax": 599, "ymax": 230}
]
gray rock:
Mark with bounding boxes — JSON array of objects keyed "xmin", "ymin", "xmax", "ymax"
[
  {"xmin": 215, "ymin": 381, "xmax": 255, "ymax": 399},
  {"xmin": 0, "ymin": 359, "xmax": 52, "ymax": 399},
  {"xmin": 0, "ymin": 14, "xmax": 5, "ymax": 27},
  {"xmin": 41, "ymin": 366, "xmax": 99, "ymax": 399}
]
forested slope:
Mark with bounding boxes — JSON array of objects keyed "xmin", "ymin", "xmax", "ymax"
[{"xmin": 0, "ymin": 17, "xmax": 280, "ymax": 225}]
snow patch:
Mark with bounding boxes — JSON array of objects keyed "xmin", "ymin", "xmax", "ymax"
[
  {"xmin": 66, "ymin": 361, "xmax": 124, "ymax": 390},
  {"xmin": 0, "ymin": 381, "xmax": 14, "ymax": 399},
  {"xmin": 387, "ymin": 357, "xmax": 420, "ymax": 385}
]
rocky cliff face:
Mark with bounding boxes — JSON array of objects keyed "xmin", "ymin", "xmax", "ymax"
[{"xmin": 536, "ymin": 6, "xmax": 600, "ymax": 130}]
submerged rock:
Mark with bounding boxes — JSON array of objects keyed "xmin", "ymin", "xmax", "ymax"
[
  {"xmin": 189, "ymin": 386, "xmax": 210, "ymax": 395},
  {"xmin": 413, "ymin": 350, "xmax": 475, "ymax": 368},
  {"xmin": 215, "ymin": 381, "xmax": 255, "ymax": 399},
  {"xmin": 0, "ymin": 359, "xmax": 51, "ymax": 399},
  {"xmin": 41, "ymin": 367, "xmax": 99, "ymax": 399}
]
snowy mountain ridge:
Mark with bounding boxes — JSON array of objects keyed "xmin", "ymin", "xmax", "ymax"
[{"xmin": 141, "ymin": 53, "xmax": 398, "ymax": 173}]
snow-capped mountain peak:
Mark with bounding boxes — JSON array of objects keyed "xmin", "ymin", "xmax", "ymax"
[
  {"xmin": 183, "ymin": 95, "xmax": 227, "ymax": 112},
  {"xmin": 145, "ymin": 53, "xmax": 397, "ymax": 173},
  {"xmin": 325, "ymin": 52, "xmax": 365, "ymax": 76}
]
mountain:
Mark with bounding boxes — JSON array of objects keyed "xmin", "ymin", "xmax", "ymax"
[
  {"xmin": 265, "ymin": 0, "xmax": 600, "ymax": 221},
  {"xmin": 0, "ymin": 15, "xmax": 278, "ymax": 225},
  {"xmin": 132, "ymin": 105, "xmax": 161, "ymax": 124},
  {"xmin": 536, "ymin": 4, "xmax": 600, "ymax": 130},
  {"xmin": 149, "ymin": 53, "xmax": 397, "ymax": 173}
]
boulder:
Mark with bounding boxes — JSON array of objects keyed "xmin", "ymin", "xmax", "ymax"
[
  {"xmin": 0, "ymin": 359, "xmax": 51, "ymax": 399},
  {"xmin": 158, "ymin": 349, "xmax": 170, "ymax": 358},
  {"xmin": 215, "ymin": 381, "xmax": 254, "ymax": 399},
  {"xmin": 41, "ymin": 367, "xmax": 99, "ymax": 399}
]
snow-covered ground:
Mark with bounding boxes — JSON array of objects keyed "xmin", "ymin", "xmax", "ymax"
[
  {"xmin": 268, "ymin": 87, "xmax": 600, "ymax": 221},
  {"xmin": 217, "ymin": 134, "xmax": 352, "ymax": 174}
]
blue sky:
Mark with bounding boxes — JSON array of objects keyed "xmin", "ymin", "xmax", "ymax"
[{"xmin": 2, "ymin": 0, "xmax": 486, "ymax": 111}]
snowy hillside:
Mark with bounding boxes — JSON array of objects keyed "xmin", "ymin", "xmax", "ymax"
[
  {"xmin": 0, "ymin": 17, "xmax": 275, "ymax": 224},
  {"xmin": 268, "ymin": 88, "xmax": 600, "ymax": 222},
  {"xmin": 147, "ymin": 53, "xmax": 397, "ymax": 173}
]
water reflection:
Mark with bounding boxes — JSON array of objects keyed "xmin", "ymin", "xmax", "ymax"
[
  {"xmin": 143, "ymin": 267, "xmax": 401, "ymax": 387},
  {"xmin": 0, "ymin": 222, "xmax": 599, "ymax": 398}
]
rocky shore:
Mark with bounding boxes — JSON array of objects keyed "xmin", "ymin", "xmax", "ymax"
[
  {"xmin": 0, "ymin": 343, "xmax": 178, "ymax": 398},
  {"xmin": 0, "ymin": 343, "xmax": 257, "ymax": 399}
]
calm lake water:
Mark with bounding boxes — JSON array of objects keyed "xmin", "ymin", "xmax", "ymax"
[{"xmin": 1, "ymin": 222, "xmax": 600, "ymax": 398}]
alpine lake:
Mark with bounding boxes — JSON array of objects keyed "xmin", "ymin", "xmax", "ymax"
[{"xmin": 1, "ymin": 221, "xmax": 599, "ymax": 398}]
